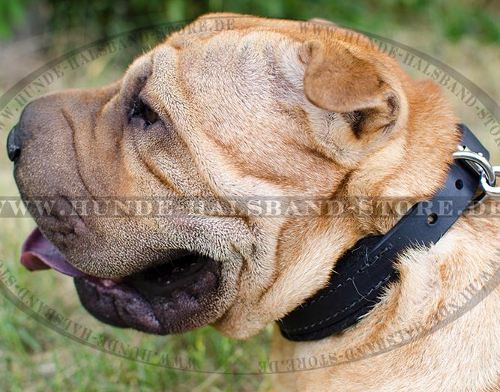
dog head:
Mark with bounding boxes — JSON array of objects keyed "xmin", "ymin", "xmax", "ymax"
[{"xmin": 11, "ymin": 14, "xmax": 458, "ymax": 338}]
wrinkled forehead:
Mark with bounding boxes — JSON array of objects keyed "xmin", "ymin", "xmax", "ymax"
[
  {"xmin": 149, "ymin": 14, "xmax": 313, "ymax": 82},
  {"xmin": 125, "ymin": 14, "xmax": 375, "ymax": 91},
  {"xmin": 156, "ymin": 28, "xmax": 300, "ymax": 82},
  {"xmin": 139, "ymin": 27, "xmax": 305, "ymax": 122}
]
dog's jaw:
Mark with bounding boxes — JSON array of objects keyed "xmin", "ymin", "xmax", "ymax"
[{"xmin": 73, "ymin": 253, "xmax": 222, "ymax": 334}]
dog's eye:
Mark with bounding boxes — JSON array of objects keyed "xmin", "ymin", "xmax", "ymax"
[{"xmin": 129, "ymin": 98, "xmax": 159, "ymax": 127}]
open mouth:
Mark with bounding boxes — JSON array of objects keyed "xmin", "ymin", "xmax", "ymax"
[{"xmin": 21, "ymin": 228, "xmax": 221, "ymax": 334}]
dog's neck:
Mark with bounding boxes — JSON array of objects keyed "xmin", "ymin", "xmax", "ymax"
[{"xmin": 278, "ymin": 125, "xmax": 487, "ymax": 340}]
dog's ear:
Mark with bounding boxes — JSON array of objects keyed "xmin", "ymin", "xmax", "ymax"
[{"xmin": 300, "ymin": 40, "xmax": 407, "ymax": 135}]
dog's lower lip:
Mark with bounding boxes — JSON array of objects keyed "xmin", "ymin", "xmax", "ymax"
[{"xmin": 74, "ymin": 251, "xmax": 221, "ymax": 334}]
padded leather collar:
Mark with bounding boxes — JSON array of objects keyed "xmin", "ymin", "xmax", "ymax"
[{"xmin": 278, "ymin": 124, "xmax": 489, "ymax": 341}]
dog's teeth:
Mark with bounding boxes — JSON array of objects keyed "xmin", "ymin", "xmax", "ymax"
[{"xmin": 101, "ymin": 279, "xmax": 116, "ymax": 288}]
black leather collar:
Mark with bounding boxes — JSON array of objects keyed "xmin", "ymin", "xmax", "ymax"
[{"xmin": 278, "ymin": 124, "xmax": 489, "ymax": 341}]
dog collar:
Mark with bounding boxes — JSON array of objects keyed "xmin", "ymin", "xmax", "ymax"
[{"xmin": 278, "ymin": 124, "xmax": 492, "ymax": 341}]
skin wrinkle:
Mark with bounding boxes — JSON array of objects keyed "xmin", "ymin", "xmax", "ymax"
[
  {"xmin": 133, "ymin": 139, "xmax": 183, "ymax": 195},
  {"xmin": 216, "ymin": 234, "xmax": 270, "ymax": 326},
  {"xmin": 174, "ymin": 48, "xmax": 194, "ymax": 103},
  {"xmin": 145, "ymin": 53, "xmax": 185, "ymax": 116},
  {"xmin": 61, "ymin": 107, "xmax": 96, "ymax": 201},
  {"xmin": 94, "ymin": 90, "xmax": 119, "ymax": 137},
  {"xmin": 252, "ymin": 220, "xmax": 289, "ymax": 302},
  {"xmin": 60, "ymin": 194, "xmax": 85, "ymax": 228},
  {"xmin": 331, "ymin": 170, "xmax": 353, "ymax": 201},
  {"xmin": 202, "ymin": 129, "xmax": 300, "ymax": 189},
  {"xmin": 276, "ymin": 105, "xmax": 344, "ymax": 170},
  {"xmin": 116, "ymin": 120, "xmax": 131, "ymax": 189}
]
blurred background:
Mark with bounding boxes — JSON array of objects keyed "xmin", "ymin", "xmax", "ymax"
[{"xmin": 0, "ymin": 1, "xmax": 499, "ymax": 391}]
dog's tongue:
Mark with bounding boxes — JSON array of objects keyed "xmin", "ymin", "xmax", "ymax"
[{"xmin": 20, "ymin": 228, "xmax": 86, "ymax": 277}]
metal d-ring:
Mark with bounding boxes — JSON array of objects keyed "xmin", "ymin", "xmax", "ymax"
[
  {"xmin": 453, "ymin": 149, "xmax": 496, "ymax": 186},
  {"xmin": 453, "ymin": 148, "xmax": 499, "ymax": 203}
]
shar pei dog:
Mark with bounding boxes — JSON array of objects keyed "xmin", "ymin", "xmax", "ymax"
[{"xmin": 7, "ymin": 13, "xmax": 499, "ymax": 391}]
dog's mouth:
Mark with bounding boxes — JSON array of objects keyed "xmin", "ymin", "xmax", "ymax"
[{"xmin": 20, "ymin": 228, "xmax": 221, "ymax": 334}]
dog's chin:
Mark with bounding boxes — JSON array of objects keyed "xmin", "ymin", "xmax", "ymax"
[{"xmin": 74, "ymin": 252, "xmax": 222, "ymax": 334}]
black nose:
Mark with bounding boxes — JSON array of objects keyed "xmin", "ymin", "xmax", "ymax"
[{"xmin": 7, "ymin": 124, "xmax": 22, "ymax": 162}]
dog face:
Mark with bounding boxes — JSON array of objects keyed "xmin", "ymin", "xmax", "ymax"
[{"xmin": 12, "ymin": 14, "xmax": 457, "ymax": 337}]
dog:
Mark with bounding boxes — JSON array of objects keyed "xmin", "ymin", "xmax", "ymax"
[{"xmin": 8, "ymin": 13, "xmax": 499, "ymax": 391}]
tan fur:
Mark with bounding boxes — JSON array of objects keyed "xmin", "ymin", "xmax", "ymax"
[{"xmin": 14, "ymin": 14, "xmax": 499, "ymax": 390}]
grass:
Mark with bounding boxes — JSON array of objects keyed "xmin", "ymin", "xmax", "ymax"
[{"xmin": 0, "ymin": 14, "xmax": 499, "ymax": 392}]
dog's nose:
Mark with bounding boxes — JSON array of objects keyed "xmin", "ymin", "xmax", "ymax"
[{"xmin": 7, "ymin": 124, "xmax": 22, "ymax": 162}]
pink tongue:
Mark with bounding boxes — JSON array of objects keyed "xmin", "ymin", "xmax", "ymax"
[{"xmin": 20, "ymin": 228, "xmax": 86, "ymax": 277}]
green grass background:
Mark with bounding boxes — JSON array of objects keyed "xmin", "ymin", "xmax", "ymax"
[{"xmin": 0, "ymin": 1, "xmax": 499, "ymax": 391}]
